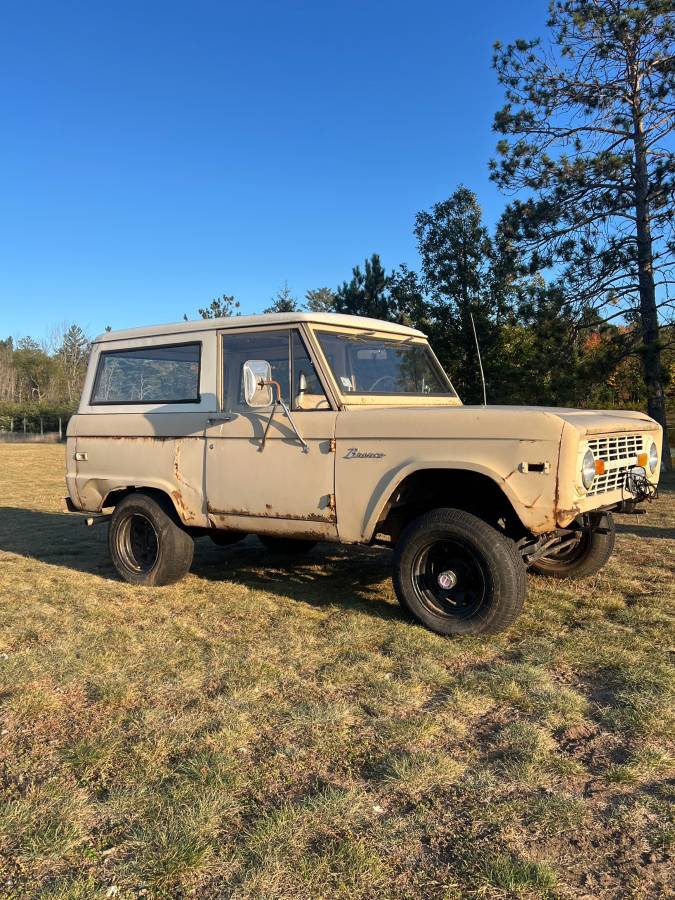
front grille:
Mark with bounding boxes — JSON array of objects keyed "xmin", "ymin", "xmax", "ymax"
[
  {"xmin": 587, "ymin": 467, "xmax": 630, "ymax": 497},
  {"xmin": 586, "ymin": 432, "xmax": 643, "ymax": 497},
  {"xmin": 587, "ymin": 434, "xmax": 643, "ymax": 462}
]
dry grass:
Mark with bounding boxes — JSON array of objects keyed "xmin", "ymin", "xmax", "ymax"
[{"xmin": 0, "ymin": 443, "xmax": 673, "ymax": 899}]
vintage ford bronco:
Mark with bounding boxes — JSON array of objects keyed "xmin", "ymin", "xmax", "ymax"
[{"xmin": 65, "ymin": 312, "xmax": 662, "ymax": 635}]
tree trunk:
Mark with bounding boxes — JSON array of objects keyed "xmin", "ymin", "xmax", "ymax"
[{"xmin": 633, "ymin": 111, "xmax": 671, "ymax": 471}]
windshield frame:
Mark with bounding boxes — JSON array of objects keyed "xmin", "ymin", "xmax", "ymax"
[{"xmin": 307, "ymin": 325, "xmax": 461, "ymax": 407}]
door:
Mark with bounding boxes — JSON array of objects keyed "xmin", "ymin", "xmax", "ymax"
[{"xmin": 205, "ymin": 327, "xmax": 338, "ymax": 538}]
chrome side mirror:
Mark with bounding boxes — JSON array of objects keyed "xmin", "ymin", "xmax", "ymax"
[{"xmin": 242, "ymin": 360, "xmax": 273, "ymax": 408}]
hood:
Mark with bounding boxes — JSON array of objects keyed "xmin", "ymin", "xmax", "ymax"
[
  {"xmin": 462, "ymin": 405, "xmax": 659, "ymax": 437},
  {"xmin": 338, "ymin": 404, "xmax": 660, "ymax": 442}
]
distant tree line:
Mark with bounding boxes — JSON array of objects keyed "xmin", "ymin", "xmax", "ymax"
[{"xmin": 0, "ymin": 324, "xmax": 91, "ymax": 434}]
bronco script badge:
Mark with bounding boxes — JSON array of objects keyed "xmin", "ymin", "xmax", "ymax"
[{"xmin": 344, "ymin": 448, "xmax": 386, "ymax": 459}]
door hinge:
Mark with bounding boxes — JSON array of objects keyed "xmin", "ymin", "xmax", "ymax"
[
  {"xmin": 329, "ymin": 438, "xmax": 336, "ymax": 453},
  {"xmin": 327, "ymin": 494, "xmax": 336, "ymax": 511}
]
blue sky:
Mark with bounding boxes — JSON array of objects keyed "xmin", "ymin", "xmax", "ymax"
[{"xmin": 1, "ymin": 0, "xmax": 545, "ymax": 340}]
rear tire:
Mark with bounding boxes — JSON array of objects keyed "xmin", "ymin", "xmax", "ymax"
[
  {"xmin": 108, "ymin": 493, "xmax": 194, "ymax": 586},
  {"xmin": 530, "ymin": 513, "xmax": 615, "ymax": 579},
  {"xmin": 258, "ymin": 535, "xmax": 318, "ymax": 555},
  {"xmin": 393, "ymin": 508, "xmax": 526, "ymax": 636}
]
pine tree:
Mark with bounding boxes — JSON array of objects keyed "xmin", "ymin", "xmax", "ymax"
[
  {"xmin": 492, "ymin": 0, "xmax": 674, "ymax": 468},
  {"xmin": 265, "ymin": 281, "xmax": 300, "ymax": 313},
  {"xmin": 57, "ymin": 324, "xmax": 90, "ymax": 402},
  {"xmin": 197, "ymin": 295, "xmax": 240, "ymax": 319},
  {"xmin": 305, "ymin": 287, "xmax": 337, "ymax": 313},
  {"xmin": 334, "ymin": 254, "xmax": 392, "ymax": 320},
  {"xmin": 414, "ymin": 187, "xmax": 511, "ymax": 403}
]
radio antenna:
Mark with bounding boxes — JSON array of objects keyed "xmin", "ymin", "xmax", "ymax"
[{"xmin": 470, "ymin": 312, "xmax": 487, "ymax": 406}]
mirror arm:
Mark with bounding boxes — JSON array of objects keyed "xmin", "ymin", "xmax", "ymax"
[{"xmin": 258, "ymin": 380, "xmax": 309, "ymax": 453}]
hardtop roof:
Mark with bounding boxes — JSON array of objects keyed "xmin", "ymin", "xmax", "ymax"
[{"xmin": 95, "ymin": 312, "xmax": 425, "ymax": 343}]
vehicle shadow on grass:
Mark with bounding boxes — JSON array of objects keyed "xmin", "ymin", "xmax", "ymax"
[
  {"xmin": 193, "ymin": 535, "xmax": 401, "ymax": 623},
  {"xmin": 614, "ymin": 478, "xmax": 675, "ymax": 540},
  {"xmin": 0, "ymin": 506, "xmax": 401, "ymax": 623},
  {"xmin": 615, "ymin": 520, "xmax": 675, "ymax": 540}
]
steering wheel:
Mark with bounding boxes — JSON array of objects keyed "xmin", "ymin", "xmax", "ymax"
[{"xmin": 367, "ymin": 374, "xmax": 398, "ymax": 392}]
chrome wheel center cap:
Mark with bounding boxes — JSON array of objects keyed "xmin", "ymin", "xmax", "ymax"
[{"xmin": 437, "ymin": 570, "xmax": 457, "ymax": 590}]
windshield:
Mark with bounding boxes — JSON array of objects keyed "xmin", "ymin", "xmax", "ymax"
[{"xmin": 315, "ymin": 331, "xmax": 456, "ymax": 396}]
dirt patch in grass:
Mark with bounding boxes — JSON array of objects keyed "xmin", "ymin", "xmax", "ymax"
[{"xmin": 0, "ymin": 444, "xmax": 673, "ymax": 898}]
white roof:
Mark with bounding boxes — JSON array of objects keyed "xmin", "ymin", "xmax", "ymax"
[{"xmin": 95, "ymin": 312, "xmax": 425, "ymax": 343}]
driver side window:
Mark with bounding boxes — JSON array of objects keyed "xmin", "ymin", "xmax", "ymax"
[{"xmin": 221, "ymin": 329, "xmax": 328, "ymax": 412}]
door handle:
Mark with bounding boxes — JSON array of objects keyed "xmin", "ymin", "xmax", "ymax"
[{"xmin": 207, "ymin": 414, "xmax": 234, "ymax": 424}]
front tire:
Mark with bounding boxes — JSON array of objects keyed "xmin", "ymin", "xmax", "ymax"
[
  {"xmin": 530, "ymin": 513, "xmax": 615, "ymax": 579},
  {"xmin": 393, "ymin": 508, "xmax": 527, "ymax": 636},
  {"xmin": 109, "ymin": 493, "xmax": 194, "ymax": 586}
]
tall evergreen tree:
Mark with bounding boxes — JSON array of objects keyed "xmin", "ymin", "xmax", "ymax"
[
  {"xmin": 334, "ymin": 254, "xmax": 393, "ymax": 320},
  {"xmin": 56, "ymin": 324, "xmax": 90, "ymax": 402},
  {"xmin": 492, "ymin": 0, "xmax": 674, "ymax": 467},
  {"xmin": 414, "ymin": 187, "xmax": 509, "ymax": 402}
]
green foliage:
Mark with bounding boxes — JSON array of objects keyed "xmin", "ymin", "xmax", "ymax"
[
  {"xmin": 54, "ymin": 324, "xmax": 91, "ymax": 403},
  {"xmin": 334, "ymin": 254, "xmax": 393, "ymax": 320},
  {"xmin": 0, "ymin": 400, "xmax": 75, "ymax": 434},
  {"xmin": 265, "ymin": 281, "xmax": 301, "ymax": 313},
  {"xmin": 197, "ymin": 294, "xmax": 240, "ymax": 319},
  {"xmin": 305, "ymin": 286, "xmax": 337, "ymax": 313},
  {"xmin": 13, "ymin": 338, "xmax": 55, "ymax": 403},
  {"xmin": 414, "ymin": 186, "xmax": 514, "ymax": 403}
]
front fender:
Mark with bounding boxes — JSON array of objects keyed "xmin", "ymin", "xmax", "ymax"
[{"xmin": 336, "ymin": 447, "xmax": 559, "ymax": 543}]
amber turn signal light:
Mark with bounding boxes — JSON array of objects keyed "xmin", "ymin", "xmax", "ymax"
[
  {"xmin": 595, "ymin": 459, "xmax": 605, "ymax": 475},
  {"xmin": 637, "ymin": 452, "xmax": 648, "ymax": 467}
]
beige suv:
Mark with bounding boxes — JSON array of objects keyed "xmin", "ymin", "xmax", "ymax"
[{"xmin": 65, "ymin": 312, "xmax": 662, "ymax": 636}]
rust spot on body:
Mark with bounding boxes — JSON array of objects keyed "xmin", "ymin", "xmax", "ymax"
[
  {"xmin": 171, "ymin": 489, "xmax": 195, "ymax": 522},
  {"xmin": 206, "ymin": 502, "xmax": 335, "ymax": 524}
]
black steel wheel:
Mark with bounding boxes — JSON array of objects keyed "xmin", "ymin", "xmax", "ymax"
[
  {"xmin": 109, "ymin": 493, "xmax": 194, "ymax": 586},
  {"xmin": 118, "ymin": 512, "xmax": 159, "ymax": 573},
  {"xmin": 393, "ymin": 508, "xmax": 526, "ymax": 636},
  {"xmin": 410, "ymin": 537, "xmax": 487, "ymax": 620}
]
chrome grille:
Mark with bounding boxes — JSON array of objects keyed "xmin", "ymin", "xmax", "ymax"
[
  {"xmin": 586, "ymin": 432, "xmax": 644, "ymax": 497},
  {"xmin": 587, "ymin": 467, "xmax": 630, "ymax": 497},
  {"xmin": 587, "ymin": 434, "xmax": 643, "ymax": 462}
]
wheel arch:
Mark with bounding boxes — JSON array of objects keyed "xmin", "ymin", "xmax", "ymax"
[
  {"xmin": 102, "ymin": 485, "xmax": 185, "ymax": 526},
  {"xmin": 365, "ymin": 464, "xmax": 527, "ymax": 543}
]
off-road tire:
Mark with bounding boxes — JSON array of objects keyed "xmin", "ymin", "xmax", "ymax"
[
  {"xmin": 258, "ymin": 535, "xmax": 318, "ymax": 555},
  {"xmin": 210, "ymin": 530, "xmax": 247, "ymax": 547},
  {"xmin": 108, "ymin": 493, "xmax": 194, "ymax": 586},
  {"xmin": 530, "ymin": 513, "xmax": 615, "ymax": 579},
  {"xmin": 393, "ymin": 508, "xmax": 527, "ymax": 636}
]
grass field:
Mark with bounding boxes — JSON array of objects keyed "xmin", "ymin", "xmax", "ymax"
[{"xmin": 0, "ymin": 444, "xmax": 673, "ymax": 899}]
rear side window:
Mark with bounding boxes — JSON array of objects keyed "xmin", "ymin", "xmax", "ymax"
[{"xmin": 91, "ymin": 342, "xmax": 201, "ymax": 404}]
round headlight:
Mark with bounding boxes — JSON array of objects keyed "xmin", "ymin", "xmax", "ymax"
[
  {"xmin": 648, "ymin": 441, "xmax": 658, "ymax": 474},
  {"xmin": 581, "ymin": 448, "xmax": 596, "ymax": 490}
]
